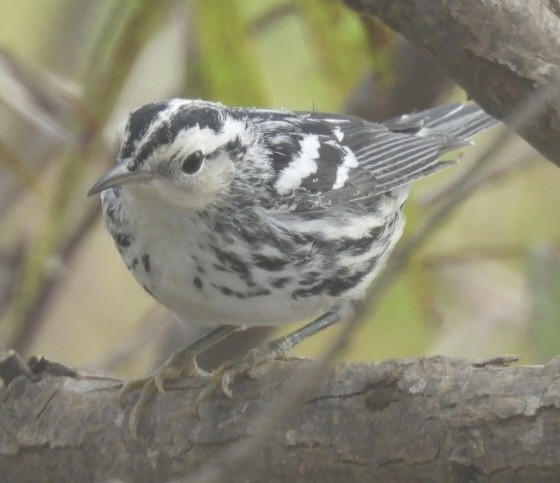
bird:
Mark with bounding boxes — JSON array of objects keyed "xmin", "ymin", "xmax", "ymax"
[{"xmin": 88, "ymin": 99, "xmax": 497, "ymax": 433}]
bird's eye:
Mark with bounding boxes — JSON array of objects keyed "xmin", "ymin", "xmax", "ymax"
[{"xmin": 181, "ymin": 150, "xmax": 205, "ymax": 174}]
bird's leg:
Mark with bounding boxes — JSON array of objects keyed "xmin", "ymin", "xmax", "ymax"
[
  {"xmin": 119, "ymin": 324, "xmax": 239, "ymax": 437},
  {"xmin": 197, "ymin": 307, "xmax": 347, "ymax": 402}
]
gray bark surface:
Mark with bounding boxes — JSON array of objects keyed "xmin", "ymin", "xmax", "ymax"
[{"xmin": 1, "ymin": 353, "xmax": 560, "ymax": 482}]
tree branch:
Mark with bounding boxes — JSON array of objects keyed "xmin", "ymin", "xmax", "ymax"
[
  {"xmin": 2, "ymin": 352, "xmax": 560, "ymax": 482},
  {"xmin": 344, "ymin": 0, "xmax": 560, "ymax": 167}
]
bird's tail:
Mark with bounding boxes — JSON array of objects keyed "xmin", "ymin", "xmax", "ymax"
[{"xmin": 384, "ymin": 103, "xmax": 498, "ymax": 142}]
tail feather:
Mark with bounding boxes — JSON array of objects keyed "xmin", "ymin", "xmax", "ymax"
[{"xmin": 385, "ymin": 103, "xmax": 498, "ymax": 141}]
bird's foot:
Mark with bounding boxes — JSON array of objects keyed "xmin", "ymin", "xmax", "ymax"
[
  {"xmin": 195, "ymin": 339, "xmax": 289, "ymax": 405},
  {"xmin": 119, "ymin": 347, "xmax": 208, "ymax": 438}
]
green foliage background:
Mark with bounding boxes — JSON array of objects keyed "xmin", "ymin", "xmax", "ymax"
[{"xmin": 0, "ymin": 0, "xmax": 559, "ymax": 375}]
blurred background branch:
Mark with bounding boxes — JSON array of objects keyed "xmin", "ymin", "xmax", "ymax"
[{"xmin": 345, "ymin": 0, "xmax": 560, "ymax": 167}]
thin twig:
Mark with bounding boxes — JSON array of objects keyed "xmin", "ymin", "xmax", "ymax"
[
  {"xmin": 9, "ymin": 201, "xmax": 102, "ymax": 352},
  {"xmin": 419, "ymin": 243, "xmax": 555, "ymax": 267},
  {"xmin": 0, "ymin": 140, "xmax": 49, "ymax": 200},
  {"xmin": 420, "ymin": 150, "xmax": 537, "ymax": 208}
]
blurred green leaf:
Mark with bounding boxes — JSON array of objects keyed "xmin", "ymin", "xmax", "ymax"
[
  {"xmin": 84, "ymin": 0, "xmax": 177, "ymax": 122},
  {"xmin": 188, "ymin": 0, "xmax": 268, "ymax": 106},
  {"xmin": 297, "ymin": 0, "xmax": 372, "ymax": 97}
]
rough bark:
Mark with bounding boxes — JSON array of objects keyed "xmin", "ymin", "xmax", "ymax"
[
  {"xmin": 1, "ymin": 351, "xmax": 560, "ymax": 483},
  {"xmin": 344, "ymin": 0, "xmax": 560, "ymax": 167}
]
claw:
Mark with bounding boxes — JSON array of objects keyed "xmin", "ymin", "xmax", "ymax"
[
  {"xmin": 115, "ymin": 325, "xmax": 239, "ymax": 436},
  {"xmin": 118, "ymin": 349, "xmax": 207, "ymax": 438},
  {"xmin": 154, "ymin": 374, "xmax": 166, "ymax": 394},
  {"xmin": 193, "ymin": 344, "xmax": 288, "ymax": 410},
  {"xmin": 128, "ymin": 379, "xmax": 158, "ymax": 438},
  {"xmin": 117, "ymin": 331, "xmax": 290, "ymax": 436},
  {"xmin": 221, "ymin": 371, "xmax": 234, "ymax": 398}
]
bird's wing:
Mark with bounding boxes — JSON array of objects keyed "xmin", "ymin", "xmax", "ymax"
[{"xmin": 258, "ymin": 104, "xmax": 496, "ymax": 212}]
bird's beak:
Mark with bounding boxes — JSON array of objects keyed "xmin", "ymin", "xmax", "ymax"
[{"xmin": 87, "ymin": 162, "xmax": 153, "ymax": 196}]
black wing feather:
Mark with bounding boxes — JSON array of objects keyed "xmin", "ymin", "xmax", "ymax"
[{"xmin": 256, "ymin": 104, "xmax": 497, "ymax": 212}]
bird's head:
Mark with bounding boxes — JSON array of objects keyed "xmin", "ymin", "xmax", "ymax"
[{"xmin": 88, "ymin": 99, "xmax": 261, "ymax": 211}]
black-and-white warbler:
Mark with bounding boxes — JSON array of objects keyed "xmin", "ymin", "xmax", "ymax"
[{"xmin": 89, "ymin": 99, "xmax": 496, "ymax": 428}]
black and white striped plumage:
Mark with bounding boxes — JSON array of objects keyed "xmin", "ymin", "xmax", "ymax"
[{"xmin": 89, "ymin": 99, "xmax": 496, "ymax": 329}]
